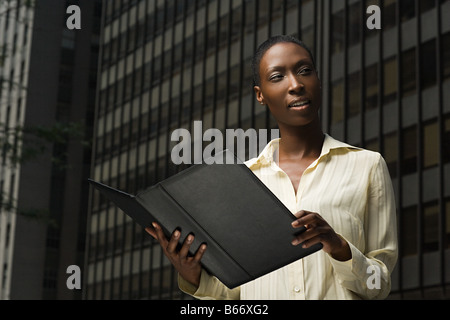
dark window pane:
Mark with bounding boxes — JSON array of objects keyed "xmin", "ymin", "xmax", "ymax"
[
  {"xmin": 347, "ymin": 71, "xmax": 360, "ymax": 116},
  {"xmin": 348, "ymin": 2, "xmax": 362, "ymax": 46},
  {"xmin": 421, "ymin": 39, "xmax": 436, "ymax": 89},
  {"xmin": 365, "ymin": 63, "xmax": 378, "ymax": 110},
  {"xmin": 402, "ymin": 125, "xmax": 417, "ymax": 174},
  {"xmin": 446, "ymin": 200, "xmax": 450, "ymax": 249},
  {"xmin": 423, "ymin": 121, "xmax": 439, "ymax": 168},
  {"xmin": 383, "ymin": 132, "xmax": 398, "ymax": 177},
  {"xmin": 383, "ymin": 0, "xmax": 396, "ymax": 29},
  {"xmin": 423, "ymin": 202, "xmax": 439, "ymax": 253},
  {"xmin": 384, "ymin": 57, "xmax": 398, "ymax": 103},
  {"xmin": 402, "ymin": 206, "xmax": 418, "ymax": 256},
  {"xmin": 400, "ymin": 0, "xmax": 415, "ymax": 22},
  {"xmin": 443, "ymin": 32, "xmax": 450, "ymax": 79},
  {"xmin": 420, "ymin": 0, "xmax": 435, "ymax": 13},
  {"xmin": 401, "ymin": 48, "xmax": 416, "ymax": 97},
  {"xmin": 444, "ymin": 116, "xmax": 450, "ymax": 163},
  {"xmin": 331, "ymin": 79, "xmax": 344, "ymax": 124},
  {"xmin": 332, "ymin": 10, "xmax": 345, "ymax": 54}
]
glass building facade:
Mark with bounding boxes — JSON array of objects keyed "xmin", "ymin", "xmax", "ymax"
[
  {"xmin": 85, "ymin": 0, "xmax": 450, "ymax": 299},
  {"xmin": 0, "ymin": 0, "xmax": 101, "ymax": 299}
]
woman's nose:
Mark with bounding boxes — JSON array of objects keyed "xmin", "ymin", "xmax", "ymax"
[{"xmin": 288, "ymin": 73, "xmax": 304, "ymax": 94}]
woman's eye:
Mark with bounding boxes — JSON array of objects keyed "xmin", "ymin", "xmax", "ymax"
[
  {"xmin": 269, "ymin": 74, "xmax": 283, "ymax": 81},
  {"xmin": 299, "ymin": 68, "xmax": 312, "ymax": 75}
]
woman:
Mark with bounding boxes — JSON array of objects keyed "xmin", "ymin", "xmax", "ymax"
[{"xmin": 146, "ymin": 35, "xmax": 398, "ymax": 300}]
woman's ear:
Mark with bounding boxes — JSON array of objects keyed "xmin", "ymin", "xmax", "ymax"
[{"xmin": 254, "ymin": 86, "xmax": 265, "ymax": 105}]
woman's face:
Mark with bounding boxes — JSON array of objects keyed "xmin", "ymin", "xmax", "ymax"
[{"xmin": 254, "ymin": 42, "xmax": 322, "ymax": 128}]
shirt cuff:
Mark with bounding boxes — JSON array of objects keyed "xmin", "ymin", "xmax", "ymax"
[
  {"xmin": 178, "ymin": 269, "xmax": 216, "ymax": 299},
  {"xmin": 178, "ymin": 273, "xmax": 200, "ymax": 296},
  {"xmin": 328, "ymin": 237, "xmax": 366, "ymax": 282}
]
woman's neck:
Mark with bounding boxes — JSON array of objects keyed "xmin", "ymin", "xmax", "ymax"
[{"xmin": 278, "ymin": 118, "xmax": 324, "ymax": 160}]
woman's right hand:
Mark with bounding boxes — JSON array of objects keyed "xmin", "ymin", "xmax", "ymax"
[{"xmin": 145, "ymin": 222, "xmax": 207, "ymax": 288}]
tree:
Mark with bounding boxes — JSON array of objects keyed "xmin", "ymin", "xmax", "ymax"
[
  {"xmin": 0, "ymin": 0, "xmax": 92, "ymax": 225},
  {"xmin": 0, "ymin": 120, "xmax": 91, "ymax": 225}
]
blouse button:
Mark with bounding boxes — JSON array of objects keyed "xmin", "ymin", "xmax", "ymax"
[{"xmin": 294, "ymin": 286, "xmax": 301, "ymax": 293}]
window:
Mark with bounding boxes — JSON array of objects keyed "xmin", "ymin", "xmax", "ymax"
[
  {"xmin": 383, "ymin": 132, "xmax": 398, "ymax": 177},
  {"xmin": 400, "ymin": 0, "xmax": 415, "ymax": 22},
  {"xmin": 124, "ymin": 74, "xmax": 133, "ymax": 102},
  {"xmin": 231, "ymin": 8, "xmax": 242, "ymax": 41},
  {"xmin": 384, "ymin": 57, "xmax": 398, "ymax": 103},
  {"xmin": 443, "ymin": 32, "xmax": 450, "ymax": 79},
  {"xmin": 401, "ymin": 48, "xmax": 416, "ymax": 97},
  {"xmin": 402, "ymin": 125, "xmax": 417, "ymax": 174},
  {"xmin": 347, "ymin": 71, "xmax": 360, "ymax": 117},
  {"xmin": 258, "ymin": 0, "xmax": 269, "ymax": 26},
  {"xmin": 271, "ymin": 0, "xmax": 283, "ymax": 20},
  {"xmin": 152, "ymin": 56, "xmax": 162, "ymax": 85},
  {"xmin": 163, "ymin": 49, "xmax": 173, "ymax": 80},
  {"xmin": 348, "ymin": 2, "xmax": 362, "ymax": 46},
  {"xmin": 245, "ymin": 0, "xmax": 256, "ymax": 32},
  {"xmin": 207, "ymin": 21, "xmax": 218, "ymax": 54},
  {"xmin": 184, "ymin": 36, "xmax": 193, "ymax": 66},
  {"xmin": 218, "ymin": 14, "xmax": 229, "ymax": 48},
  {"xmin": 301, "ymin": 26, "xmax": 315, "ymax": 57},
  {"xmin": 402, "ymin": 205, "xmax": 417, "ymax": 256},
  {"xmin": 331, "ymin": 79, "xmax": 344, "ymax": 124},
  {"xmin": 365, "ymin": 63, "xmax": 378, "ymax": 110},
  {"xmin": 420, "ymin": 0, "xmax": 435, "ymax": 13},
  {"xmin": 195, "ymin": 29, "xmax": 205, "ymax": 62},
  {"xmin": 423, "ymin": 121, "xmax": 439, "ymax": 168},
  {"xmin": 444, "ymin": 116, "xmax": 450, "ymax": 163},
  {"xmin": 366, "ymin": 139, "xmax": 379, "ymax": 153},
  {"xmin": 173, "ymin": 42, "xmax": 183, "ymax": 74},
  {"xmin": 383, "ymin": 0, "xmax": 396, "ymax": 29},
  {"xmin": 423, "ymin": 202, "xmax": 439, "ymax": 253},
  {"xmin": 155, "ymin": 5, "xmax": 165, "ymax": 35},
  {"xmin": 331, "ymin": 10, "xmax": 345, "ymax": 54},
  {"xmin": 446, "ymin": 199, "xmax": 450, "ymax": 248},
  {"xmin": 421, "ymin": 39, "xmax": 437, "ymax": 89}
]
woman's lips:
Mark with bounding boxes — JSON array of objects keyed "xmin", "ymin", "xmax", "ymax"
[{"xmin": 288, "ymin": 99, "xmax": 311, "ymax": 110}]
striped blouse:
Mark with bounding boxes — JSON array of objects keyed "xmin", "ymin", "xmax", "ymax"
[{"xmin": 178, "ymin": 133, "xmax": 398, "ymax": 300}]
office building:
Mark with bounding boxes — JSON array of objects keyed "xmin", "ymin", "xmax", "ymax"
[
  {"xmin": 86, "ymin": 0, "xmax": 450, "ymax": 299},
  {"xmin": 0, "ymin": 0, "xmax": 101, "ymax": 299}
]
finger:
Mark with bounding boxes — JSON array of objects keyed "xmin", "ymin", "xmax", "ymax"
[
  {"xmin": 179, "ymin": 234, "xmax": 194, "ymax": 259},
  {"xmin": 292, "ymin": 210, "xmax": 308, "ymax": 219},
  {"xmin": 193, "ymin": 243, "xmax": 207, "ymax": 263},
  {"xmin": 298, "ymin": 235, "xmax": 324, "ymax": 249},
  {"xmin": 145, "ymin": 227, "xmax": 157, "ymax": 239},
  {"xmin": 292, "ymin": 211, "xmax": 316, "ymax": 228},
  {"xmin": 292, "ymin": 226, "xmax": 322, "ymax": 246},
  {"xmin": 166, "ymin": 229, "xmax": 181, "ymax": 254},
  {"xmin": 152, "ymin": 222, "xmax": 169, "ymax": 247}
]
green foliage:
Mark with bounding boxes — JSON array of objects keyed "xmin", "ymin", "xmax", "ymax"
[
  {"xmin": 0, "ymin": 120, "xmax": 91, "ymax": 225},
  {"xmin": 0, "ymin": 190, "xmax": 56, "ymax": 226},
  {"xmin": 1, "ymin": 120, "xmax": 91, "ymax": 169}
]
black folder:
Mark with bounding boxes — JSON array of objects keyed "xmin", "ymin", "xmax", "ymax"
[{"xmin": 88, "ymin": 150, "xmax": 322, "ymax": 289}]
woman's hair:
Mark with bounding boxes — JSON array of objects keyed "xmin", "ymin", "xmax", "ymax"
[{"xmin": 251, "ymin": 35, "xmax": 316, "ymax": 87}]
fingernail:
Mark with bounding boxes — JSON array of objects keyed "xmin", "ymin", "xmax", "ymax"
[
  {"xmin": 173, "ymin": 230, "xmax": 180, "ymax": 238},
  {"xmin": 187, "ymin": 235, "xmax": 193, "ymax": 243},
  {"xmin": 152, "ymin": 222, "xmax": 158, "ymax": 229},
  {"xmin": 291, "ymin": 239, "xmax": 299, "ymax": 246}
]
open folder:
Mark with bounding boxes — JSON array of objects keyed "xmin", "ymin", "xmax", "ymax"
[{"xmin": 88, "ymin": 150, "xmax": 322, "ymax": 289}]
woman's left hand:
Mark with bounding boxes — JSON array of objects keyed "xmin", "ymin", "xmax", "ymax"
[{"xmin": 291, "ymin": 210, "xmax": 352, "ymax": 261}]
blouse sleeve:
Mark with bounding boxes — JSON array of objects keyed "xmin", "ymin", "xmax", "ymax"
[
  {"xmin": 328, "ymin": 154, "xmax": 398, "ymax": 299},
  {"xmin": 178, "ymin": 269, "xmax": 240, "ymax": 300}
]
